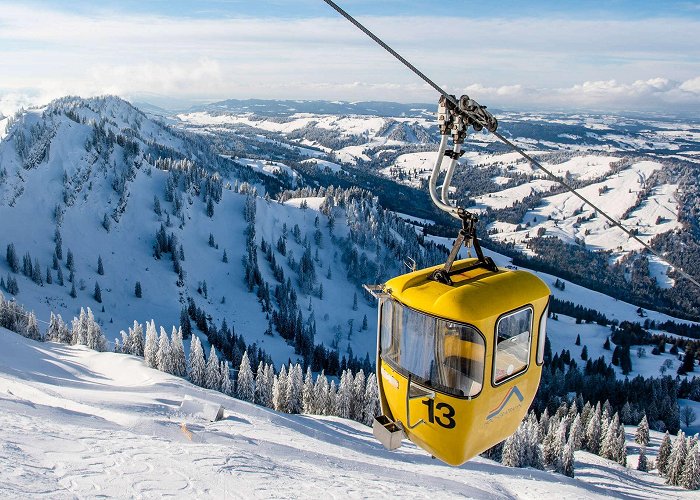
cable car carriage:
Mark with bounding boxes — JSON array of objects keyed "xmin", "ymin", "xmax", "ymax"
[{"xmin": 366, "ymin": 95, "xmax": 550, "ymax": 466}]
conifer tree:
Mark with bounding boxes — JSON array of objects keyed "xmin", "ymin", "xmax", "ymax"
[
  {"xmin": 129, "ymin": 321, "xmax": 144, "ymax": 357},
  {"xmin": 680, "ymin": 443, "xmax": 699, "ymax": 490},
  {"xmin": 156, "ymin": 327, "xmax": 172, "ymax": 373},
  {"xmin": 46, "ymin": 266, "xmax": 52, "ymax": 285},
  {"xmin": 97, "ymin": 256, "xmax": 104, "ymax": 275},
  {"xmin": 569, "ymin": 414, "xmax": 583, "ymax": 451},
  {"xmin": 57, "ymin": 265, "xmax": 64, "ymax": 286},
  {"xmin": 561, "ymin": 443, "xmax": 575, "ymax": 477},
  {"xmin": 71, "ymin": 308, "xmax": 87, "ymax": 345},
  {"xmin": 121, "ymin": 330, "xmax": 130, "ymax": 354},
  {"xmin": 543, "ymin": 420, "xmax": 560, "ymax": 466},
  {"xmin": 635, "ymin": 415, "xmax": 649, "ymax": 446},
  {"xmin": 328, "ymin": 380, "xmax": 338, "ymax": 416},
  {"xmin": 363, "ymin": 373, "xmax": 380, "ymax": 426},
  {"xmin": 171, "ymin": 327, "xmax": 186, "ymax": 377},
  {"xmin": 135, "ymin": 281, "xmax": 142, "ymax": 298},
  {"xmin": 221, "ymin": 361, "xmax": 233, "ymax": 396},
  {"xmin": 302, "ymin": 366, "xmax": 314, "ymax": 414},
  {"xmin": 70, "ymin": 281, "xmax": 77, "ymax": 298},
  {"xmin": 85, "ymin": 308, "xmax": 106, "ymax": 351},
  {"xmin": 586, "ymin": 406, "xmax": 603, "ymax": 455},
  {"xmin": 188, "ymin": 336, "xmax": 206, "ymax": 387},
  {"xmin": 114, "ymin": 338, "xmax": 121, "ymax": 353},
  {"xmin": 501, "ymin": 431, "xmax": 523, "ymax": 468},
  {"xmin": 25, "ymin": 312, "xmax": 41, "ymax": 341},
  {"xmin": 236, "ymin": 351, "xmax": 255, "ymax": 402},
  {"xmin": 264, "ymin": 363, "xmax": 276, "ymax": 408},
  {"xmin": 637, "ymin": 446, "xmax": 648, "ymax": 472},
  {"xmin": 94, "ymin": 282, "xmax": 102, "ymax": 303},
  {"xmin": 667, "ymin": 431, "xmax": 688, "ymax": 486},
  {"xmin": 254, "ymin": 361, "xmax": 266, "ymax": 405},
  {"xmin": 616, "ymin": 423, "xmax": 627, "ymax": 466},
  {"xmin": 286, "ymin": 364, "xmax": 303, "ymax": 415},
  {"xmin": 205, "ymin": 346, "xmax": 221, "ymax": 390},
  {"xmin": 657, "ymin": 431, "xmax": 673, "ymax": 476},
  {"xmin": 352, "ymin": 369, "xmax": 366, "ymax": 421},
  {"xmin": 273, "ymin": 365, "xmax": 288, "ymax": 412},
  {"xmin": 314, "ymin": 370, "xmax": 329, "ymax": 415},
  {"xmin": 337, "ymin": 370, "xmax": 353, "ymax": 419},
  {"xmin": 144, "ymin": 320, "xmax": 158, "ymax": 368},
  {"xmin": 601, "ymin": 413, "xmax": 620, "ymax": 460},
  {"xmin": 45, "ymin": 312, "xmax": 60, "ymax": 342}
]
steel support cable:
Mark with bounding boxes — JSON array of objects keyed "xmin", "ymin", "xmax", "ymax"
[{"xmin": 321, "ymin": 0, "xmax": 700, "ymax": 291}]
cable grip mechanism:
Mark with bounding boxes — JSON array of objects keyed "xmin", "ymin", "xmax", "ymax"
[{"xmin": 431, "ymin": 208, "xmax": 497, "ymax": 285}]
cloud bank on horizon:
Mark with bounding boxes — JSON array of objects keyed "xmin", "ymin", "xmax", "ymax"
[{"xmin": 0, "ymin": 0, "xmax": 698, "ymax": 115}]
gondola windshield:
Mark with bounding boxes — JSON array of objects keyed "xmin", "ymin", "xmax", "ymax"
[{"xmin": 380, "ymin": 298, "xmax": 484, "ymax": 398}]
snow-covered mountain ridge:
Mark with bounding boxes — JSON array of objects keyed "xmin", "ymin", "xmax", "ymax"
[{"xmin": 176, "ymin": 101, "xmax": 700, "ymax": 319}]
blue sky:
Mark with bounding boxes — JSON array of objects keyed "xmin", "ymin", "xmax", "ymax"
[{"xmin": 0, "ymin": 1, "xmax": 699, "ymax": 113}]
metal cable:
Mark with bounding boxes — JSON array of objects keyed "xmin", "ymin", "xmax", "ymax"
[{"xmin": 321, "ymin": 0, "xmax": 700, "ymax": 290}]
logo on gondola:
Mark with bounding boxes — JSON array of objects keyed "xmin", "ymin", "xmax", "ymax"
[{"xmin": 487, "ymin": 386, "xmax": 524, "ymax": 421}]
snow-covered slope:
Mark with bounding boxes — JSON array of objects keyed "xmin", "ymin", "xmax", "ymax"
[
  {"xmin": 1, "ymin": 328, "xmax": 695, "ymax": 499},
  {"xmin": 0, "ymin": 96, "xmax": 382, "ymax": 366}
]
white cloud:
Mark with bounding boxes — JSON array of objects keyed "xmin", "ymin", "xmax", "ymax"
[{"xmin": 0, "ymin": 4, "xmax": 698, "ymax": 113}]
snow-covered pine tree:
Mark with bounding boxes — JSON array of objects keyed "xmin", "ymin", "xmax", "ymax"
[
  {"xmin": 561, "ymin": 443, "xmax": 575, "ymax": 477},
  {"xmin": 351, "ymin": 369, "xmax": 366, "ymax": 422},
  {"xmin": 501, "ymin": 430, "xmax": 523, "ymax": 468},
  {"xmin": 667, "ymin": 431, "xmax": 688, "ymax": 486},
  {"xmin": 635, "ymin": 415, "xmax": 650, "ymax": 446},
  {"xmin": 45, "ymin": 312, "xmax": 59, "ymax": 342},
  {"xmin": 616, "ymin": 422, "xmax": 627, "ymax": 467},
  {"xmin": 188, "ymin": 336, "xmax": 206, "ymax": 387},
  {"xmin": 657, "ymin": 431, "xmax": 673, "ymax": 476},
  {"xmin": 543, "ymin": 420, "xmax": 560, "ymax": 466},
  {"xmin": 171, "ymin": 327, "xmax": 187, "ymax": 377},
  {"xmin": 526, "ymin": 412, "xmax": 544, "ymax": 470},
  {"xmin": 620, "ymin": 402, "xmax": 633, "ymax": 424},
  {"xmin": 86, "ymin": 309, "xmax": 106, "ymax": 351},
  {"xmin": 24, "ymin": 312, "xmax": 41, "ymax": 341},
  {"xmin": 554, "ymin": 419, "xmax": 568, "ymax": 473},
  {"xmin": 144, "ymin": 320, "xmax": 158, "ymax": 368},
  {"xmin": 264, "ymin": 363, "xmax": 275, "ymax": 408},
  {"xmin": 56, "ymin": 314, "xmax": 70, "ymax": 344},
  {"xmin": 538, "ymin": 408, "xmax": 550, "ymax": 442},
  {"xmin": 637, "ymin": 446, "xmax": 648, "ymax": 472},
  {"xmin": 71, "ymin": 308, "xmax": 87, "ymax": 345},
  {"xmin": 586, "ymin": 407, "xmax": 602, "ymax": 455},
  {"xmin": 205, "ymin": 346, "xmax": 221, "ymax": 390},
  {"xmin": 302, "ymin": 366, "xmax": 314, "ymax": 414},
  {"xmin": 336, "ymin": 370, "xmax": 353, "ymax": 419},
  {"xmin": 273, "ymin": 365, "xmax": 288, "ymax": 412},
  {"xmin": 121, "ymin": 330, "xmax": 130, "ymax": 353},
  {"xmin": 254, "ymin": 361, "xmax": 266, "ymax": 405},
  {"xmin": 114, "ymin": 338, "xmax": 121, "ymax": 353},
  {"xmin": 220, "ymin": 361, "xmax": 233, "ymax": 396},
  {"xmin": 680, "ymin": 443, "xmax": 699, "ymax": 490},
  {"xmin": 156, "ymin": 327, "xmax": 172, "ymax": 373},
  {"xmin": 236, "ymin": 351, "xmax": 255, "ymax": 402},
  {"xmin": 569, "ymin": 414, "xmax": 583, "ymax": 451},
  {"xmin": 286, "ymin": 364, "xmax": 303, "ymax": 414},
  {"xmin": 601, "ymin": 413, "xmax": 620, "ymax": 461},
  {"xmin": 129, "ymin": 321, "xmax": 144, "ymax": 357},
  {"xmin": 314, "ymin": 370, "xmax": 330, "ymax": 415},
  {"xmin": 362, "ymin": 373, "xmax": 380, "ymax": 426},
  {"xmin": 328, "ymin": 379, "xmax": 338, "ymax": 416}
]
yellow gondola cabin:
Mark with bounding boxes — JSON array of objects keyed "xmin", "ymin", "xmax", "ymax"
[{"xmin": 372, "ymin": 257, "xmax": 550, "ymax": 466}]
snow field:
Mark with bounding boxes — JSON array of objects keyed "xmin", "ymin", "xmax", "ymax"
[{"xmin": 2, "ymin": 328, "xmax": 697, "ymax": 499}]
